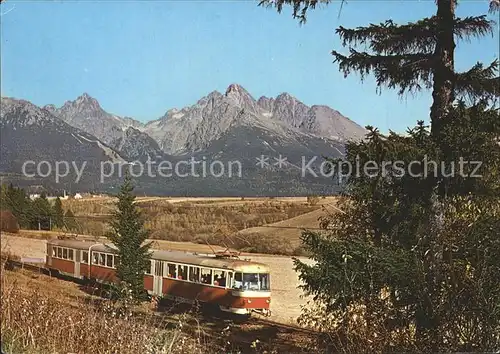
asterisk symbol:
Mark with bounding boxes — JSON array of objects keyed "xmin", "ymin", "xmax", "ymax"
[
  {"xmin": 256, "ymin": 155, "xmax": 269, "ymax": 168},
  {"xmin": 273, "ymin": 154, "xmax": 287, "ymax": 168}
]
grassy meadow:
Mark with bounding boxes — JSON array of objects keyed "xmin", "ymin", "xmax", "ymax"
[{"xmin": 58, "ymin": 197, "xmax": 336, "ymax": 255}]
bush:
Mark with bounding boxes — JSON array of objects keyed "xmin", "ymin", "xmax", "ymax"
[
  {"xmin": 0, "ymin": 210, "xmax": 19, "ymax": 233},
  {"xmin": 307, "ymin": 196, "xmax": 320, "ymax": 206}
]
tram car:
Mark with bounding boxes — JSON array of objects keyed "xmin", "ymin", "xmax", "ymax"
[{"xmin": 46, "ymin": 239, "xmax": 271, "ymax": 316}]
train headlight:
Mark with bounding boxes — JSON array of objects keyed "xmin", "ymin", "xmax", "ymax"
[
  {"xmin": 247, "ymin": 299, "xmax": 252, "ymax": 303},
  {"xmin": 266, "ymin": 299, "xmax": 270, "ymax": 303}
]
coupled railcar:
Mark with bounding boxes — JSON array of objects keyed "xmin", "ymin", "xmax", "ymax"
[{"xmin": 46, "ymin": 239, "xmax": 271, "ymax": 316}]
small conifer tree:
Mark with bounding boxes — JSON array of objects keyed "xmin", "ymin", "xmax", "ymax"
[{"xmin": 107, "ymin": 174, "xmax": 152, "ymax": 301}]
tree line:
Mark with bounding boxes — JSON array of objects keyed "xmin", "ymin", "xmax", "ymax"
[{"xmin": 0, "ymin": 184, "xmax": 78, "ymax": 232}]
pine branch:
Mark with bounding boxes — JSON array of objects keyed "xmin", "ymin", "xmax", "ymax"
[
  {"xmin": 337, "ymin": 19, "xmax": 437, "ymax": 55},
  {"xmin": 453, "ymin": 15, "xmax": 495, "ymax": 41},
  {"xmin": 258, "ymin": 0, "xmax": 334, "ymax": 23},
  {"xmin": 332, "ymin": 49, "xmax": 434, "ymax": 94},
  {"xmin": 490, "ymin": 0, "xmax": 500, "ymax": 13},
  {"xmin": 455, "ymin": 60, "xmax": 500, "ymax": 102},
  {"xmin": 336, "ymin": 16, "xmax": 494, "ymax": 56}
]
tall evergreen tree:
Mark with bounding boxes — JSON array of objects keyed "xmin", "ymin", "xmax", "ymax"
[
  {"xmin": 106, "ymin": 174, "xmax": 152, "ymax": 301},
  {"xmin": 52, "ymin": 197, "xmax": 64, "ymax": 228},
  {"xmin": 31, "ymin": 194, "xmax": 53, "ymax": 230},
  {"xmin": 261, "ymin": 0, "xmax": 500, "ymax": 351},
  {"xmin": 1, "ymin": 183, "xmax": 32, "ymax": 228}
]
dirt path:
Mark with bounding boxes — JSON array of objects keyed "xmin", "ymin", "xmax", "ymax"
[{"xmin": 1, "ymin": 233, "xmax": 313, "ymax": 324}]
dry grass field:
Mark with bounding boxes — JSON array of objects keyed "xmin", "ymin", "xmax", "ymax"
[
  {"xmin": 236, "ymin": 201, "xmax": 342, "ymax": 252},
  {"xmin": 60, "ymin": 196, "xmax": 339, "ymax": 255},
  {"xmin": 1, "ymin": 233, "xmax": 314, "ymax": 325},
  {"xmin": 1, "ymin": 266, "xmax": 317, "ymax": 353}
]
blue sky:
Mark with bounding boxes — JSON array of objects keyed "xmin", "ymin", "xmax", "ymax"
[{"xmin": 1, "ymin": 0, "xmax": 498, "ymax": 133}]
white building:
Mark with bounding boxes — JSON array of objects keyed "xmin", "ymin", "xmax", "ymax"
[{"xmin": 59, "ymin": 190, "xmax": 69, "ymax": 200}]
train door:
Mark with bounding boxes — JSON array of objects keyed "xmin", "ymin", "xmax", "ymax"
[
  {"xmin": 46, "ymin": 243, "xmax": 53, "ymax": 267},
  {"xmin": 153, "ymin": 260, "xmax": 164, "ymax": 296},
  {"xmin": 74, "ymin": 249, "xmax": 81, "ymax": 278}
]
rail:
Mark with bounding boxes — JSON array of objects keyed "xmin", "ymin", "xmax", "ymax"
[{"xmin": 4, "ymin": 259, "xmax": 47, "ymax": 274}]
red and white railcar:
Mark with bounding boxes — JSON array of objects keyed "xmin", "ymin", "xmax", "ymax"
[{"xmin": 46, "ymin": 239, "xmax": 271, "ymax": 316}]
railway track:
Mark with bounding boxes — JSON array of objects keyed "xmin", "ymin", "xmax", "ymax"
[{"xmin": 3, "ymin": 259, "xmax": 47, "ymax": 274}]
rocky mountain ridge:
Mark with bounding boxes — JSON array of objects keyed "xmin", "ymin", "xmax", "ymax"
[
  {"xmin": 44, "ymin": 94, "xmax": 159, "ymax": 161},
  {"xmin": 144, "ymin": 83, "xmax": 367, "ymax": 155},
  {"xmin": 1, "ymin": 85, "xmax": 367, "ymax": 195},
  {"xmin": 0, "ymin": 97, "xmax": 125, "ymax": 187}
]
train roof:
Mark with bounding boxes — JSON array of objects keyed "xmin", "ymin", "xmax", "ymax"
[
  {"xmin": 150, "ymin": 249, "xmax": 269, "ymax": 273},
  {"xmin": 48, "ymin": 239, "xmax": 100, "ymax": 250},
  {"xmin": 48, "ymin": 239, "xmax": 270, "ymax": 273}
]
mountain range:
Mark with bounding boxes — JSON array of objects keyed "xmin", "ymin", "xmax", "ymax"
[{"xmin": 1, "ymin": 84, "xmax": 367, "ymax": 196}]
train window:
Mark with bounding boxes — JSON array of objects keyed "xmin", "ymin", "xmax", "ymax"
[
  {"xmin": 189, "ymin": 266, "xmax": 200, "ymax": 282},
  {"xmin": 92, "ymin": 253, "xmax": 99, "ymax": 265},
  {"xmin": 201, "ymin": 268, "xmax": 212, "ymax": 284},
  {"xmin": 57, "ymin": 247, "xmax": 62, "ymax": 258},
  {"xmin": 178, "ymin": 265, "xmax": 188, "ymax": 280},
  {"xmin": 259, "ymin": 273, "xmax": 270, "ymax": 291},
  {"xmin": 242, "ymin": 273, "xmax": 260, "ymax": 290},
  {"xmin": 167, "ymin": 263, "xmax": 176, "ymax": 278},
  {"xmin": 233, "ymin": 272, "xmax": 243, "ymax": 289},
  {"xmin": 52, "ymin": 247, "xmax": 56, "ymax": 257},
  {"xmin": 213, "ymin": 270, "xmax": 227, "ymax": 287},
  {"xmin": 68, "ymin": 249, "xmax": 74, "ymax": 260},
  {"xmin": 82, "ymin": 251, "xmax": 89, "ymax": 263},
  {"xmin": 63, "ymin": 248, "xmax": 68, "ymax": 259},
  {"xmin": 106, "ymin": 254, "xmax": 113, "ymax": 268},
  {"xmin": 99, "ymin": 253, "xmax": 106, "ymax": 266}
]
